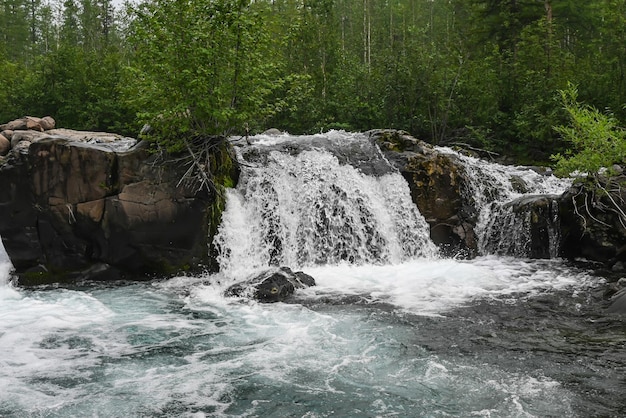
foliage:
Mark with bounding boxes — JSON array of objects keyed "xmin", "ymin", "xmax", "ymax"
[
  {"xmin": 124, "ymin": 0, "xmax": 284, "ymax": 152},
  {"xmin": 551, "ymin": 84, "xmax": 626, "ymax": 176},
  {"xmin": 0, "ymin": 0, "xmax": 626, "ymax": 166}
]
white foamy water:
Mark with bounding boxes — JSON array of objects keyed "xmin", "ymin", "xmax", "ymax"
[{"xmin": 297, "ymin": 256, "xmax": 593, "ymax": 316}]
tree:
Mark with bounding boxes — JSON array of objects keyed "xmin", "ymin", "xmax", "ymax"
[
  {"xmin": 0, "ymin": 0, "xmax": 31, "ymax": 63},
  {"xmin": 124, "ymin": 0, "xmax": 284, "ymax": 150}
]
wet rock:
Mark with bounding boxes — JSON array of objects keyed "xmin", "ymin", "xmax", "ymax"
[
  {"xmin": 370, "ymin": 130, "xmax": 478, "ymax": 257},
  {"xmin": 224, "ymin": 267, "xmax": 316, "ymax": 303},
  {"xmin": 559, "ymin": 175, "xmax": 626, "ymax": 265},
  {"xmin": 494, "ymin": 195, "xmax": 561, "ymax": 259},
  {"xmin": 509, "ymin": 175, "xmax": 529, "ymax": 193}
]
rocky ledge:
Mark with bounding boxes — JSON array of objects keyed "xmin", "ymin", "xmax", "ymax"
[
  {"xmin": 369, "ymin": 129, "xmax": 626, "ymax": 268},
  {"xmin": 0, "ymin": 117, "xmax": 238, "ymax": 284}
]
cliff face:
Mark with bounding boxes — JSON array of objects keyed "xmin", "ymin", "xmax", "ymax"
[{"xmin": 0, "ymin": 121, "xmax": 238, "ymax": 284}]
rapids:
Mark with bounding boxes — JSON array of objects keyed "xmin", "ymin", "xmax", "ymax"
[{"xmin": 0, "ymin": 131, "xmax": 625, "ymax": 417}]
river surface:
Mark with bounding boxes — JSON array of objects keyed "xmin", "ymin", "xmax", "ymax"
[{"xmin": 1, "ymin": 249, "xmax": 624, "ymax": 417}]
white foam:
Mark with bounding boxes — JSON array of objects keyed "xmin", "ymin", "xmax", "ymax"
[{"xmin": 295, "ymin": 257, "xmax": 593, "ymax": 315}]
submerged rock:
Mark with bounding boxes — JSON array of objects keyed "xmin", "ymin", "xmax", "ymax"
[{"xmin": 224, "ymin": 267, "xmax": 316, "ymax": 303}]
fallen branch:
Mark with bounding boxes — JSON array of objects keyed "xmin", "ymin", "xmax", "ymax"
[{"xmin": 449, "ymin": 142, "xmax": 500, "ymax": 159}]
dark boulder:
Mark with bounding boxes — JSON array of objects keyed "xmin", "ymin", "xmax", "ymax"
[
  {"xmin": 559, "ymin": 175, "xmax": 626, "ymax": 267},
  {"xmin": 224, "ymin": 267, "xmax": 316, "ymax": 303},
  {"xmin": 369, "ymin": 129, "xmax": 478, "ymax": 257},
  {"xmin": 0, "ymin": 130, "xmax": 239, "ymax": 284}
]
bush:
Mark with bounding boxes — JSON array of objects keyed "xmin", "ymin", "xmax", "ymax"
[{"xmin": 551, "ymin": 83, "xmax": 626, "ymax": 176}]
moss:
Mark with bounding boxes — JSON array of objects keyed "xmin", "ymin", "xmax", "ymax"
[
  {"xmin": 377, "ymin": 130, "xmax": 408, "ymax": 152},
  {"xmin": 19, "ymin": 270, "xmax": 56, "ymax": 286},
  {"xmin": 18, "ymin": 267, "xmax": 80, "ymax": 286}
]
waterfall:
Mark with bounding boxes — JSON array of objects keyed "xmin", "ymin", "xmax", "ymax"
[
  {"xmin": 438, "ymin": 148, "xmax": 572, "ymax": 258},
  {"xmin": 215, "ymin": 131, "xmax": 438, "ymax": 277}
]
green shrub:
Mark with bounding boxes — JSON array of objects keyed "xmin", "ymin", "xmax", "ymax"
[{"xmin": 551, "ymin": 83, "xmax": 626, "ymax": 176}]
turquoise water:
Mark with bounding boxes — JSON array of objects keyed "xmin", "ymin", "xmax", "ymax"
[{"xmin": 1, "ymin": 252, "xmax": 623, "ymax": 417}]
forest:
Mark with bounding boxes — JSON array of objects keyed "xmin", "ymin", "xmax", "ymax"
[{"xmin": 1, "ymin": 0, "xmax": 625, "ymax": 165}]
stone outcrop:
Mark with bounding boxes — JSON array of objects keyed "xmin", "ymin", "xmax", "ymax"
[
  {"xmin": 0, "ymin": 116, "xmax": 55, "ymax": 133},
  {"xmin": 224, "ymin": 267, "xmax": 316, "ymax": 302},
  {"xmin": 559, "ymin": 174, "xmax": 626, "ymax": 268},
  {"xmin": 369, "ymin": 129, "xmax": 478, "ymax": 257},
  {"xmin": 0, "ymin": 121, "xmax": 238, "ymax": 284}
]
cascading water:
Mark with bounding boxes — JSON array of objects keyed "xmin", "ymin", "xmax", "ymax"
[
  {"xmin": 437, "ymin": 147, "xmax": 572, "ymax": 258},
  {"xmin": 215, "ymin": 131, "xmax": 438, "ymax": 278},
  {"xmin": 0, "ymin": 132, "xmax": 624, "ymax": 417}
]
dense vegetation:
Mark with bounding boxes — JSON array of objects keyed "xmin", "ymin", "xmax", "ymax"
[{"xmin": 1, "ymin": 0, "xmax": 625, "ymax": 164}]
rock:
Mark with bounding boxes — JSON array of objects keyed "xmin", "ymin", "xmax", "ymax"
[
  {"xmin": 10, "ymin": 130, "xmax": 48, "ymax": 149},
  {"xmin": 0, "ymin": 118, "xmax": 28, "ymax": 131},
  {"xmin": 224, "ymin": 267, "xmax": 316, "ymax": 302},
  {"xmin": 39, "ymin": 116, "xmax": 55, "ymax": 130},
  {"xmin": 612, "ymin": 261, "xmax": 626, "ymax": 272},
  {"xmin": 559, "ymin": 175, "xmax": 626, "ymax": 265},
  {"xmin": 262, "ymin": 128, "xmax": 283, "ymax": 136},
  {"xmin": 0, "ymin": 116, "xmax": 49, "ymax": 132},
  {"xmin": 607, "ymin": 288, "xmax": 626, "ymax": 314},
  {"xmin": 1, "ymin": 130, "xmax": 13, "ymax": 140},
  {"xmin": 0, "ymin": 131, "xmax": 239, "ymax": 284},
  {"xmin": 367, "ymin": 129, "xmax": 426, "ymax": 154},
  {"xmin": 509, "ymin": 175, "xmax": 529, "ymax": 193},
  {"xmin": 44, "ymin": 129, "xmax": 136, "ymax": 149},
  {"xmin": 483, "ymin": 195, "xmax": 561, "ymax": 258},
  {"xmin": 0, "ymin": 134, "xmax": 9, "ymax": 156},
  {"xmin": 369, "ymin": 130, "xmax": 478, "ymax": 257},
  {"xmin": 13, "ymin": 140, "xmax": 32, "ymax": 154}
]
